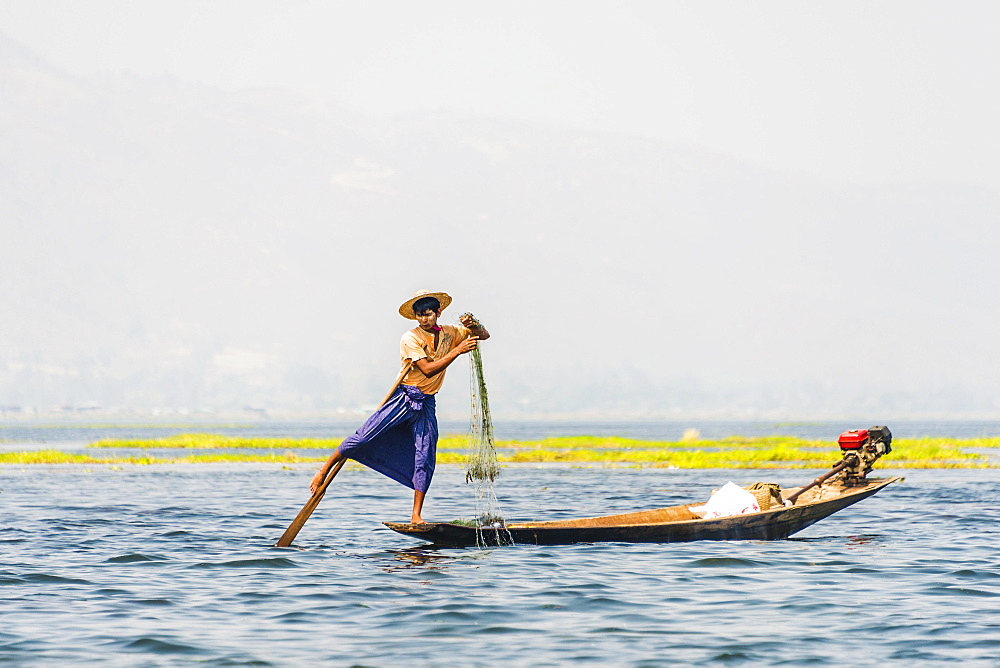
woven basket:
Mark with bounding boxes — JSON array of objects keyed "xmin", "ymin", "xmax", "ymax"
[
  {"xmin": 750, "ymin": 487, "xmax": 773, "ymax": 510},
  {"xmin": 746, "ymin": 483, "xmax": 782, "ymax": 510}
]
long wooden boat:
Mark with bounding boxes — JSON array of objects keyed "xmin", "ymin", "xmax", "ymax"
[{"xmin": 383, "ymin": 475, "xmax": 903, "ymax": 547}]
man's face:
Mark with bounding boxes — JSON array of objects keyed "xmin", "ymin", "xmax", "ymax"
[{"xmin": 415, "ymin": 308, "xmax": 441, "ymax": 332}]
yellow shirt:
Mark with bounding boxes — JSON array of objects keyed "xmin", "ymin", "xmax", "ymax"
[{"xmin": 399, "ymin": 324, "xmax": 471, "ymax": 395}]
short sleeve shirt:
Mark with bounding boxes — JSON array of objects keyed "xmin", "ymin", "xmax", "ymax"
[{"xmin": 399, "ymin": 324, "xmax": 470, "ymax": 395}]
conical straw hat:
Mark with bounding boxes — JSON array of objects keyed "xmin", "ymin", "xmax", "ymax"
[{"xmin": 398, "ymin": 290, "xmax": 453, "ymax": 320}]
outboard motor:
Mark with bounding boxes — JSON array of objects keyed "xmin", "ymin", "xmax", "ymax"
[
  {"xmin": 837, "ymin": 425, "xmax": 893, "ymax": 485},
  {"xmin": 783, "ymin": 425, "xmax": 894, "ymax": 506}
]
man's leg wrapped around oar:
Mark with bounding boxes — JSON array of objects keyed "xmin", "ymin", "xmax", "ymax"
[
  {"xmin": 333, "ymin": 385, "xmax": 439, "ymax": 508},
  {"xmin": 276, "ymin": 384, "xmax": 438, "ymax": 547}
]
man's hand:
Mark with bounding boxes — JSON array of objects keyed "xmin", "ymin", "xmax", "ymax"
[
  {"xmin": 459, "ymin": 312, "xmax": 490, "ymax": 340},
  {"xmin": 309, "ymin": 470, "xmax": 326, "ymax": 494},
  {"xmin": 453, "ymin": 336, "xmax": 478, "ymax": 355}
]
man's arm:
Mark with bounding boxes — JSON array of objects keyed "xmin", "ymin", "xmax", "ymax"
[
  {"xmin": 414, "ymin": 336, "xmax": 477, "ymax": 377},
  {"xmin": 413, "ymin": 313, "xmax": 490, "ymax": 378}
]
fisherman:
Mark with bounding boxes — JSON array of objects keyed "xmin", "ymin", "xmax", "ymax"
[{"xmin": 309, "ymin": 290, "xmax": 490, "ymax": 523}]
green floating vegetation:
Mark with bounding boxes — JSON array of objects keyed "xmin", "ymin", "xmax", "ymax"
[
  {"xmin": 2, "ymin": 434, "xmax": 991, "ymax": 468},
  {"xmin": 497, "ymin": 435, "xmax": 818, "ymax": 451},
  {"xmin": 89, "ymin": 433, "xmax": 474, "ymax": 451},
  {"xmin": 0, "ymin": 449, "xmax": 328, "ymax": 465},
  {"xmin": 496, "ymin": 436, "xmax": 995, "ymax": 468},
  {"xmin": 18, "ymin": 423, "xmax": 255, "ymax": 430},
  {"xmin": 90, "ymin": 434, "xmax": 345, "ymax": 450},
  {"xmin": 0, "ymin": 449, "xmax": 115, "ymax": 465}
]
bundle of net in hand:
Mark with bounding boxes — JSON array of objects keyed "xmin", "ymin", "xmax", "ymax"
[{"xmin": 461, "ymin": 314, "xmax": 507, "ymax": 533}]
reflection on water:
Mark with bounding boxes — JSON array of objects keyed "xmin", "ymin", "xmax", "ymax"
[
  {"xmin": 843, "ymin": 534, "xmax": 884, "ymax": 549},
  {"xmin": 0, "ymin": 463, "xmax": 997, "ymax": 665},
  {"xmin": 382, "ymin": 547, "xmax": 459, "ymax": 572}
]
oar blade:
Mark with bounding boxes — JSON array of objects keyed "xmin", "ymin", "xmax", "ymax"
[
  {"xmin": 275, "ymin": 490, "xmax": 326, "ymax": 547},
  {"xmin": 274, "ymin": 458, "xmax": 346, "ymax": 547}
]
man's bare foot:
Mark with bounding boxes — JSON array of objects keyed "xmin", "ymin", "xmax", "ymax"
[{"xmin": 411, "ymin": 490, "xmax": 427, "ymax": 524}]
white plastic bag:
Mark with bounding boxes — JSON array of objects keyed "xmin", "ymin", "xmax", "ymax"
[{"xmin": 690, "ymin": 481, "xmax": 760, "ymax": 518}]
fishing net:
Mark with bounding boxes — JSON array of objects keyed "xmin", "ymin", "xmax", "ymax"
[{"xmin": 462, "ymin": 315, "xmax": 512, "ymax": 547}]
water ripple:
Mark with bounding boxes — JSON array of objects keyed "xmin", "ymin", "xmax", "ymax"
[
  {"xmin": 189, "ymin": 557, "xmax": 300, "ymax": 569},
  {"xmin": 105, "ymin": 553, "xmax": 165, "ymax": 563},
  {"xmin": 120, "ymin": 636, "xmax": 208, "ymax": 655},
  {"xmin": 0, "ymin": 465, "xmax": 997, "ymax": 665}
]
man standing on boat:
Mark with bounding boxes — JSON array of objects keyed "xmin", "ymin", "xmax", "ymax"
[{"xmin": 309, "ymin": 290, "xmax": 490, "ymax": 523}]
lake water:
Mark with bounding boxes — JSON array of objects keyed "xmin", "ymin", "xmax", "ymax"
[{"xmin": 1, "ymin": 421, "xmax": 998, "ymax": 665}]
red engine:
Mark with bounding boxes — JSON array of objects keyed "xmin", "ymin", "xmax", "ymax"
[
  {"xmin": 838, "ymin": 429, "xmax": 869, "ymax": 450},
  {"xmin": 836, "ymin": 426, "xmax": 893, "ymax": 485}
]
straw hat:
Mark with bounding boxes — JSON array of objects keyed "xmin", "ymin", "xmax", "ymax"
[{"xmin": 398, "ymin": 290, "xmax": 453, "ymax": 319}]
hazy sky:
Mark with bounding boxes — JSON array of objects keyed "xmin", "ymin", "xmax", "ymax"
[
  {"xmin": 4, "ymin": 1, "xmax": 1000, "ymax": 417},
  {"xmin": 3, "ymin": 1, "xmax": 997, "ymax": 189}
]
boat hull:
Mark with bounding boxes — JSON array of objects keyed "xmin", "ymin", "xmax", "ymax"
[{"xmin": 383, "ymin": 476, "xmax": 902, "ymax": 547}]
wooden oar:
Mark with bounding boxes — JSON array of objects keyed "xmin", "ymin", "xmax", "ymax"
[
  {"xmin": 274, "ymin": 458, "xmax": 347, "ymax": 547},
  {"xmin": 784, "ymin": 456, "xmax": 854, "ymax": 506},
  {"xmin": 274, "ymin": 361, "xmax": 414, "ymax": 547}
]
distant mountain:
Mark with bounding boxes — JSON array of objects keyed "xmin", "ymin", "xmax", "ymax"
[{"xmin": 2, "ymin": 32, "xmax": 999, "ymax": 419}]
